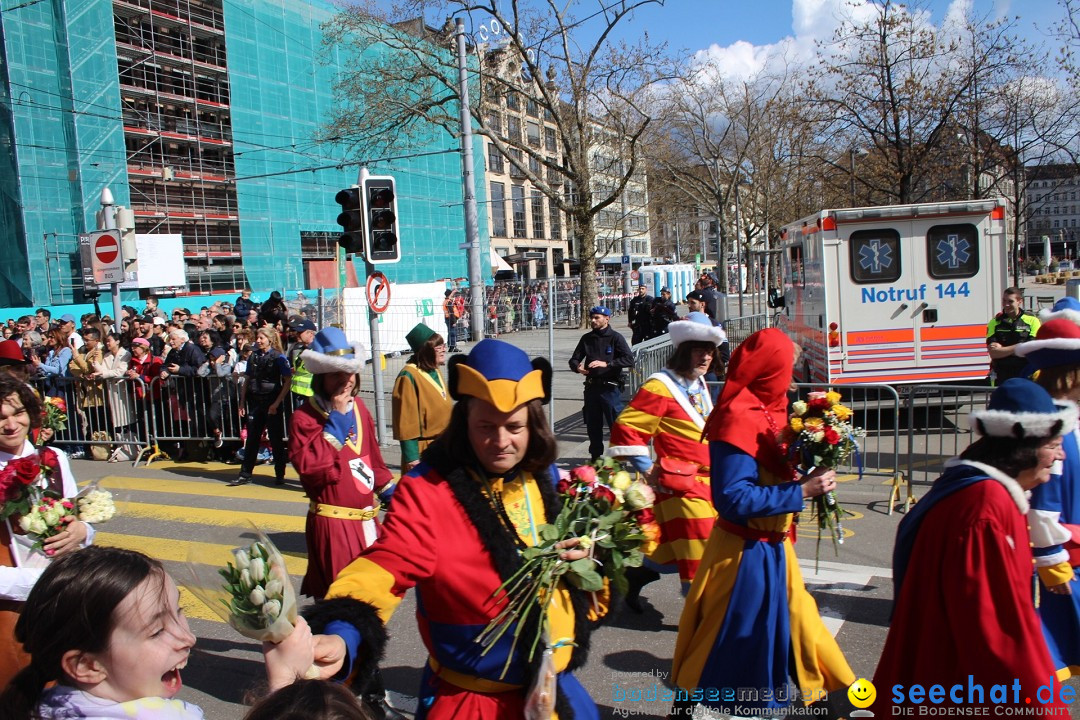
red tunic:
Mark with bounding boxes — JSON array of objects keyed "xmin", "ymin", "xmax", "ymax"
[
  {"xmin": 289, "ymin": 397, "xmax": 392, "ymax": 598},
  {"xmin": 874, "ymin": 477, "xmax": 1067, "ymax": 712}
]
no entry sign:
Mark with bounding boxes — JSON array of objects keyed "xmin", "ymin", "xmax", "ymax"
[
  {"xmin": 94, "ymin": 233, "xmax": 119, "ymax": 264},
  {"xmin": 86, "ymin": 229, "xmax": 123, "ymax": 284}
]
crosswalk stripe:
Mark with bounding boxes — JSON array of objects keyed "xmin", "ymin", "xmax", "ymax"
[
  {"xmin": 94, "ymin": 532, "xmax": 309, "ymax": 576},
  {"xmin": 114, "ymin": 500, "xmax": 306, "ymax": 532},
  {"xmin": 179, "ymin": 585, "xmax": 229, "ymax": 624},
  {"xmin": 101, "ymin": 476, "xmax": 306, "ymax": 503}
]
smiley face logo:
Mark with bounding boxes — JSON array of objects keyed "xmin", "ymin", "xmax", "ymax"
[{"xmin": 848, "ymin": 678, "xmax": 876, "ymax": 709}]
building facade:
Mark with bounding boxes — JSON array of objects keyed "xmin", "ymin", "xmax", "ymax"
[
  {"xmin": 0, "ymin": 0, "xmax": 484, "ymax": 308},
  {"xmin": 1025, "ymin": 164, "xmax": 1080, "ymax": 262}
]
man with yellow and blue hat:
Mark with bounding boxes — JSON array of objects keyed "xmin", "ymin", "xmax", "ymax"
[{"xmin": 303, "ymin": 339, "xmax": 606, "ymax": 719}]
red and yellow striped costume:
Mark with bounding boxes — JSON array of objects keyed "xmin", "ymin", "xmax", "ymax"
[{"xmin": 609, "ymin": 371, "xmax": 716, "ymax": 584}]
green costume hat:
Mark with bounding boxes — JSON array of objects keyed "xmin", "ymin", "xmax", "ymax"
[{"xmin": 405, "ymin": 323, "xmax": 436, "ymax": 353}]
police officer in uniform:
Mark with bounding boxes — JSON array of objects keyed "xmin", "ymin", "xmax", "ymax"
[
  {"xmin": 987, "ymin": 287, "xmax": 1041, "ymax": 384},
  {"xmin": 628, "ymin": 283, "xmax": 654, "ymax": 345},
  {"xmin": 287, "ymin": 319, "xmax": 316, "ymax": 403},
  {"xmin": 230, "ymin": 326, "xmax": 292, "ymax": 486},
  {"xmin": 569, "ymin": 305, "xmax": 634, "ymax": 461}
]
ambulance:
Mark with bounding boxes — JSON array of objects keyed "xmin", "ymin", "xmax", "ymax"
[{"xmin": 773, "ymin": 198, "xmax": 1008, "ymax": 385}]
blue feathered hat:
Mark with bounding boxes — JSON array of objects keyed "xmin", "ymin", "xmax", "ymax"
[
  {"xmin": 1014, "ymin": 318, "xmax": 1080, "ymax": 370},
  {"xmin": 448, "ymin": 338, "xmax": 551, "ymax": 411},
  {"xmin": 970, "ymin": 378, "xmax": 1077, "ymax": 439},
  {"xmin": 301, "ymin": 327, "xmax": 368, "ymax": 374}
]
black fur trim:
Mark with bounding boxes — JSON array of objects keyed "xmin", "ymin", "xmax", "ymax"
[
  {"xmin": 531, "ymin": 357, "xmax": 553, "ymax": 405},
  {"xmin": 302, "ymin": 597, "xmax": 388, "ymax": 697},
  {"xmin": 446, "ymin": 355, "xmax": 468, "ymax": 402}
]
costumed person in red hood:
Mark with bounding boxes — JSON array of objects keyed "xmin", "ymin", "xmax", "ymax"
[
  {"xmin": 289, "ymin": 327, "xmax": 394, "ymax": 601},
  {"xmin": 873, "ymin": 378, "xmax": 1072, "ymax": 713},
  {"xmin": 670, "ymin": 328, "xmax": 854, "ymax": 718},
  {"xmin": 299, "ymin": 338, "xmax": 603, "ymax": 720}
]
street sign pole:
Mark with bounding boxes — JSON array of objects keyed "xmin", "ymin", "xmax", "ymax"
[{"xmin": 99, "ymin": 189, "xmax": 123, "ymax": 328}]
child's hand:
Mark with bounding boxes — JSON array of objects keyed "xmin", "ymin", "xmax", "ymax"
[
  {"xmin": 263, "ymin": 616, "xmax": 315, "ymax": 691},
  {"xmin": 311, "ymin": 633, "xmax": 348, "ymax": 679}
]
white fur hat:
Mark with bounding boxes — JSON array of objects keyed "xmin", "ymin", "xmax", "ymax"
[
  {"xmin": 300, "ymin": 327, "xmax": 369, "ymax": 375},
  {"xmin": 668, "ymin": 312, "xmax": 727, "ymax": 348},
  {"xmin": 969, "ymin": 378, "xmax": 1078, "ymax": 439}
]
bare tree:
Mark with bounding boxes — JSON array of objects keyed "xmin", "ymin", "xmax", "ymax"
[
  {"xmin": 807, "ymin": 0, "xmax": 1002, "ymax": 204},
  {"xmin": 322, "ymin": 0, "xmax": 672, "ymax": 320}
]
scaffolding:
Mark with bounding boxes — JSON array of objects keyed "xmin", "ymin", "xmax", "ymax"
[{"xmin": 113, "ymin": 0, "xmax": 242, "ymax": 293}]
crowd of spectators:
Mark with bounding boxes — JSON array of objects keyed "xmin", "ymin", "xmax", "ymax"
[{"xmin": 0, "ymin": 290, "xmax": 319, "ymax": 464}]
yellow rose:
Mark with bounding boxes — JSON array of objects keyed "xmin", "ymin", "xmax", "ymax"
[
  {"xmin": 790, "ymin": 417, "xmax": 804, "ymax": 432},
  {"xmin": 804, "ymin": 417, "xmax": 825, "ymax": 432},
  {"xmin": 832, "ymin": 404, "xmax": 852, "ymax": 421},
  {"xmin": 826, "ymin": 390, "xmax": 842, "ymax": 406},
  {"xmin": 611, "ymin": 471, "xmax": 633, "ymax": 491}
]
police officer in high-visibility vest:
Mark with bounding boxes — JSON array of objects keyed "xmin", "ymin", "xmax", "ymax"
[
  {"xmin": 987, "ymin": 287, "xmax": 1041, "ymax": 384},
  {"xmin": 288, "ymin": 319, "xmax": 316, "ymax": 401}
]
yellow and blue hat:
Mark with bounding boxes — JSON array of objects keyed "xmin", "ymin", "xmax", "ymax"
[{"xmin": 448, "ymin": 338, "xmax": 551, "ymax": 411}]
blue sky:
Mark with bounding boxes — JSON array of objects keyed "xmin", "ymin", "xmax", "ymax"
[
  {"xmin": 617, "ymin": 0, "xmax": 1063, "ymax": 51},
  {"xmin": 596, "ymin": 0, "xmax": 1067, "ymax": 78}
]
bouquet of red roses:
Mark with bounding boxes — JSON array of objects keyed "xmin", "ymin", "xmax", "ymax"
[
  {"xmin": 0, "ymin": 450, "xmax": 115, "ymax": 554},
  {"xmin": 475, "ymin": 457, "xmax": 659, "ymax": 679},
  {"xmin": 779, "ymin": 390, "xmax": 863, "ymax": 568}
]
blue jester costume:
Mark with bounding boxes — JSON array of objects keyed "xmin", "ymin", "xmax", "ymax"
[
  {"xmin": 1016, "ymin": 304, "xmax": 1080, "ymax": 679},
  {"xmin": 302, "ymin": 339, "xmax": 602, "ymax": 720}
]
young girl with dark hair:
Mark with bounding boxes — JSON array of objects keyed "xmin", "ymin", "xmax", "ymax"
[{"xmin": 0, "ymin": 546, "xmax": 318, "ymax": 720}]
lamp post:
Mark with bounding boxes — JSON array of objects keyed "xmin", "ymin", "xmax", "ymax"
[{"xmin": 849, "ymin": 147, "xmax": 857, "ymax": 207}]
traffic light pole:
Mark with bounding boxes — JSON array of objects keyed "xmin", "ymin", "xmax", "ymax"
[
  {"xmin": 456, "ymin": 18, "xmax": 484, "ymax": 342},
  {"xmin": 357, "ymin": 167, "xmax": 388, "ymax": 445}
]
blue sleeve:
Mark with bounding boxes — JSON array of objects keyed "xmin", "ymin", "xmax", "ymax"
[
  {"xmin": 625, "ymin": 455, "xmax": 653, "ymax": 473},
  {"xmin": 1031, "ymin": 473, "xmax": 1067, "ymax": 561},
  {"xmin": 275, "ymin": 355, "xmax": 293, "ymax": 378},
  {"xmin": 324, "ymin": 410, "xmax": 355, "ymax": 445},
  {"xmin": 710, "ymin": 441, "xmax": 804, "ymax": 522},
  {"xmin": 324, "ymin": 620, "xmax": 362, "ymax": 681}
]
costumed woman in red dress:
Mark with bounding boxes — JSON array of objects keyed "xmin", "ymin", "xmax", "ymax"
[
  {"xmin": 289, "ymin": 327, "xmax": 394, "ymax": 600},
  {"xmin": 874, "ymin": 378, "xmax": 1072, "ymax": 713},
  {"xmin": 0, "ymin": 375, "xmax": 95, "ymax": 687}
]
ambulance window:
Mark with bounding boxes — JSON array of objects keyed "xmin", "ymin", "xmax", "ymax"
[
  {"xmin": 789, "ymin": 244, "xmax": 804, "ymax": 287},
  {"xmin": 849, "ymin": 229, "xmax": 901, "ymax": 284},
  {"xmin": 927, "ymin": 224, "xmax": 979, "ymax": 279}
]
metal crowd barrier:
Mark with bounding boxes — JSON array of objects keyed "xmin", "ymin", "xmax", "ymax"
[
  {"xmin": 896, "ymin": 383, "xmax": 994, "ymax": 511},
  {"xmin": 32, "ymin": 376, "xmax": 151, "ymax": 465}
]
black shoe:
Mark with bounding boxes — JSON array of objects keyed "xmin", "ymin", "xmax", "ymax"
[
  {"xmin": 624, "ymin": 566, "xmax": 661, "ymax": 613},
  {"xmin": 227, "ymin": 473, "xmax": 252, "ymax": 487},
  {"xmin": 274, "ymin": 477, "xmax": 286, "ymax": 486}
]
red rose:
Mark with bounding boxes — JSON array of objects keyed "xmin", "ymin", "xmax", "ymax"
[
  {"xmin": 556, "ymin": 479, "xmax": 577, "ymax": 497},
  {"xmin": 39, "ymin": 450, "xmax": 59, "ymax": 474},
  {"xmin": 592, "ymin": 485, "xmax": 616, "ymax": 505},
  {"xmin": 809, "ymin": 397, "xmax": 831, "ymax": 411},
  {"xmin": 822, "ymin": 427, "xmax": 841, "ymax": 445},
  {"xmin": 634, "ymin": 507, "xmax": 656, "ymax": 525},
  {"xmin": 13, "ymin": 457, "xmax": 39, "ymax": 486},
  {"xmin": 570, "ymin": 466, "xmax": 597, "ymax": 486}
]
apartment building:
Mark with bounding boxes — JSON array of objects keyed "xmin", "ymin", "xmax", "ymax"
[{"xmin": 1025, "ymin": 164, "xmax": 1080, "ymax": 260}]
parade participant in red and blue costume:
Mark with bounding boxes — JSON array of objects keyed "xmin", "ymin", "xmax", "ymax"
[
  {"xmin": 288, "ymin": 327, "xmax": 393, "ymax": 600},
  {"xmin": 301, "ymin": 338, "xmax": 602, "ymax": 720},
  {"xmin": 1014, "ymin": 299, "xmax": 1080, "ymax": 680},
  {"xmin": 874, "ymin": 378, "xmax": 1072, "ymax": 712},
  {"xmin": 670, "ymin": 328, "xmax": 853, "ymax": 718}
]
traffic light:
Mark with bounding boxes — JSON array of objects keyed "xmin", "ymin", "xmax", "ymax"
[
  {"xmin": 362, "ymin": 176, "xmax": 400, "ymax": 264},
  {"xmin": 335, "ymin": 187, "xmax": 363, "ymax": 255}
]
